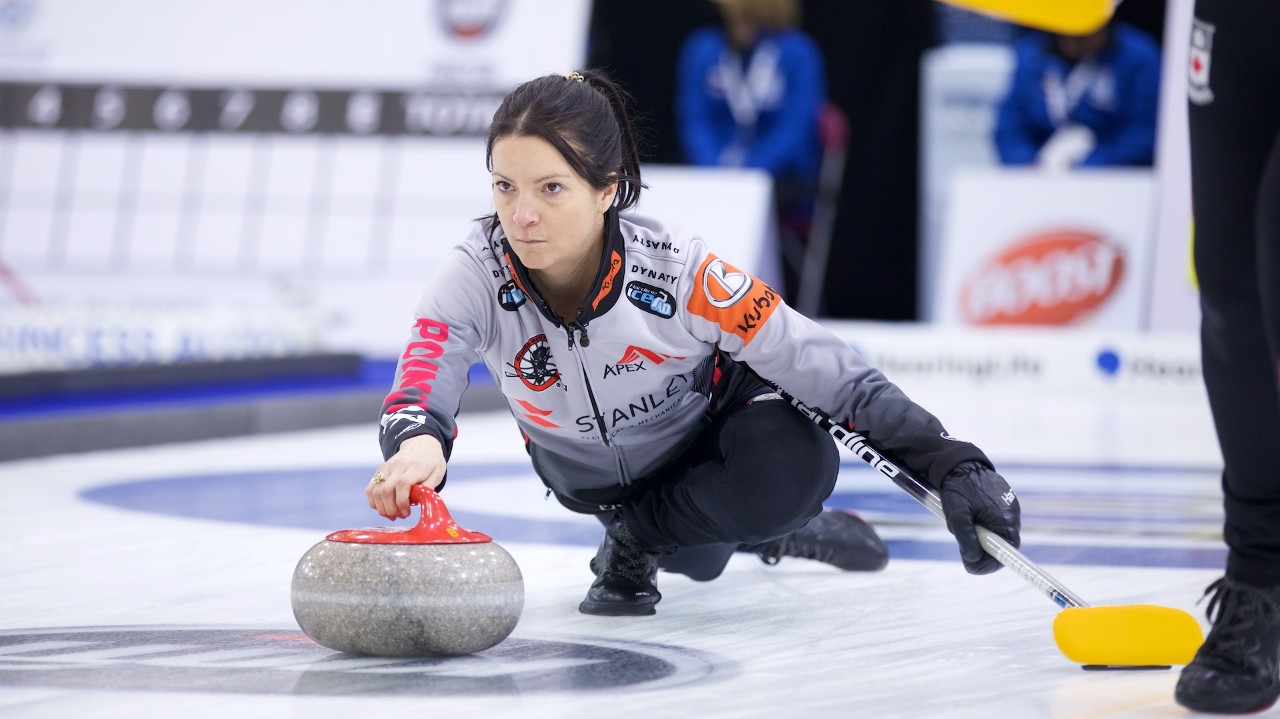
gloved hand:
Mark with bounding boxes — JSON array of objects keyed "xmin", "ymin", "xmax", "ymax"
[{"xmin": 941, "ymin": 460, "xmax": 1021, "ymax": 575}]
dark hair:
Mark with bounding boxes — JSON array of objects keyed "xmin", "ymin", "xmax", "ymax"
[{"xmin": 483, "ymin": 70, "xmax": 644, "ymax": 233}]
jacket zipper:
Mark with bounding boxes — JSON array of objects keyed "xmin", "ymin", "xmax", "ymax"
[
  {"xmin": 563, "ymin": 321, "xmax": 632, "ymax": 484},
  {"xmin": 528, "ymin": 283, "xmax": 628, "ymax": 483},
  {"xmin": 533, "ymin": 295, "xmax": 609, "ymax": 447},
  {"xmin": 565, "ymin": 321, "xmax": 608, "ymax": 446}
]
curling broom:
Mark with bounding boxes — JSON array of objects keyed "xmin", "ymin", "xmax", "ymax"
[{"xmin": 772, "ymin": 385, "xmax": 1204, "ymax": 668}]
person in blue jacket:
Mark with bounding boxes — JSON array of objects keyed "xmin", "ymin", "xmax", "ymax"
[
  {"xmin": 993, "ymin": 19, "xmax": 1162, "ymax": 169},
  {"xmin": 675, "ymin": 0, "xmax": 826, "ymax": 299}
]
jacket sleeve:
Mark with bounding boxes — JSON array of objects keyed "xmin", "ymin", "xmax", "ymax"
[
  {"xmin": 379, "ymin": 243, "xmax": 493, "ymax": 462},
  {"xmin": 993, "ymin": 43, "xmax": 1051, "ymax": 166},
  {"xmin": 1080, "ymin": 34, "xmax": 1161, "ymax": 167},
  {"xmin": 678, "ymin": 245, "xmax": 989, "ymax": 489},
  {"xmin": 676, "ymin": 29, "xmax": 730, "ymax": 167},
  {"xmin": 742, "ymin": 33, "xmax": 825, "ymax": 176}
]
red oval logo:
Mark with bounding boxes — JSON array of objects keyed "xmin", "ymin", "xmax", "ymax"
[{"xmin": 959, "ymin": 230, "xmax": 1125, "ymax": 325}]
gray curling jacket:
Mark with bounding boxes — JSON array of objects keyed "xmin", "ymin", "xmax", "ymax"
[{"xmin": 379, "ymin": 208, "xmax": 988, "ymax": 507}]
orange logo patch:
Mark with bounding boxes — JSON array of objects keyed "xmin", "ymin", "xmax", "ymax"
[{"xmin": 686, "ymin": 254, "xmax": 780, "ymax": 345}]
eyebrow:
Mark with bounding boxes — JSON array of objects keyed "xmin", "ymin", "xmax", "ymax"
[{"xmin": 491, "ymin": 171, "xmax": 573, "ymax": 183}]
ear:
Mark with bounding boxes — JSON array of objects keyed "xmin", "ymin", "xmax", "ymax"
[{"xmin": 598, "ymin": 179, "xmax": 619, "ymax": 214}]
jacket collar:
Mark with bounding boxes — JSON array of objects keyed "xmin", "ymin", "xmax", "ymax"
[{"xmin": 501, "ymin": 207, "xmax": 626, "ymax": 327}]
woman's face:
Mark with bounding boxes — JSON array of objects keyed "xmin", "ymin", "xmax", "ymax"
[{"xmin": 491, "ymin": 134, "xmax": 617, "ymax": 274}]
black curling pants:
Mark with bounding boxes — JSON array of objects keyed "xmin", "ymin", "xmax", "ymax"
[
  {"xmin": 617, "ymin": 390, "xmax": 840, "ymax": 581},
  {"xmin": 1189, "ymin": 0, "xmax": 1280, "ymax": 586},
  {"xmin": 616, "ymin": 388, "xmax": 839, "ymax": 578},
  {"xmin": 558, "ymin": 358, "xmax": 841, "ymax": 582}
]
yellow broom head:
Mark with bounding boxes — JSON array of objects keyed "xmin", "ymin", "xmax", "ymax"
[{"xmin": 1053, "ymin": 605, "xmax": 1204, "ymax": 667}]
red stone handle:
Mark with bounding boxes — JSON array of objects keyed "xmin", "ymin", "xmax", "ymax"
[{"xmin": 326, "ymin": 484, "xmax": 492, "ymax": 545}]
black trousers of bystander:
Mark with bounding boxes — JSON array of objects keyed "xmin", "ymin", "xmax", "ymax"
[{"xmin": 1189, "ymin": 0, "xmax": 1280, "ymax": 588}]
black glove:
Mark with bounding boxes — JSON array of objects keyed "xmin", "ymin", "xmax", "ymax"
[{"xmin": 941, "ymin": 460, "xmax": 1021, "ymax": 575}]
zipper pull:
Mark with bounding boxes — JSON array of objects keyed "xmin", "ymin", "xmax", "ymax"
[{"xmin": 565, "ymin": 323, "xmax": 589, "ymax": 349}]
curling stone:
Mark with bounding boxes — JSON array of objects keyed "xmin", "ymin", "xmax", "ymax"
[{"xmin": 291, "ymin": 484, "xmax": 523, "ymax": 657}]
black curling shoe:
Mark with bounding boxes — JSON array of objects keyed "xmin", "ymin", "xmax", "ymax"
[
  {"xmin": 745, "ymin": 509, "xmax": 889, "ymax": 572},
  {"xmin": 579, "ymin": 515, "xmax": 661, "ymax": 616},
  {"xmin": 1175, "ymin": 577, "xmax": 1280, "ymax": 714}
]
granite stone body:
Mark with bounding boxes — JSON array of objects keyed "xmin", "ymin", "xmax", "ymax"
[{"xmin": 291, "ymin": 539, "xmax": 524, "ymax": 657}]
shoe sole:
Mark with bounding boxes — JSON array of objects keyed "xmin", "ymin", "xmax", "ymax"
[
  {"xmin": 1175, "ymin": 687, "xmax": 1279, "ymax": 714},
  {"xmin": 578, "ymin": 600, "xmax": 658, "ymax": 616}
]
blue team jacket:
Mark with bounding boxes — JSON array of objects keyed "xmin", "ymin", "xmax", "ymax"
[
  {"xmin": 676, "ymin": 27, "xmax": 825, "ymax": 182},
  {"xmin": 994, "ymin": 23, "xmax": 1162, "ymax": 167}
]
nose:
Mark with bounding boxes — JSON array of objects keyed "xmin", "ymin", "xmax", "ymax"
[{"xmin": 512, "ymin": 196, "xmax": 537, "ymax": 227}]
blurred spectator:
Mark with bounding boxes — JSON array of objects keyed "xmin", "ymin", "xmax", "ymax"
[
  {"xmin": 993, "ymin": 20, "xmax": 1161, "ymax": 170},
  {"xmin": 675, "ymin": 0, "xmax": 826, "ymax": 300}
]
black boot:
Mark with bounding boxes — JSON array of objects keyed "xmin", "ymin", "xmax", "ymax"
[
  {"xmin": 579, "ymin": 515, "xmax": 661, "ymax": 616},
  {"xmin": 744, "ymin": 509, "xmax": 889, "ymax": 572},
  {"xmin": 1175, "ymin": 577, "xmax": 1280, "ymax": 714}
]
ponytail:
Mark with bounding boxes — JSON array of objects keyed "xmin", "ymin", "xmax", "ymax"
[{"xmin": 578, "ymin": 70, "xmax": 645, "ymax": 211}]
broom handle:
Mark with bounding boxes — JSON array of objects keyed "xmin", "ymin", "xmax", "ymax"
[{"xmin": 774, "ymin": 387, "xmax": 1090, "ymax": 610}]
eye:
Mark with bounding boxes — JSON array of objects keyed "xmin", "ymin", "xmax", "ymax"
[
  {"xmin": 544, "ymin": 182, "xmax": 563, "ymax": 194},
  {"xmin": 493, "ymin": 180, "xmax": 512, "ymax": 192}
]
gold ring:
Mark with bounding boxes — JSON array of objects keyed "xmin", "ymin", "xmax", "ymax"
[{"xmin": 371, "ymin": 471, "xmax": 386, "ymax": 485}]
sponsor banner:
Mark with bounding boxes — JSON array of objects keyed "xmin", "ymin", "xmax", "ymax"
[
  {"xmin": 935, "ymin": 168, "xmax": 1155, "ymax": 329},
  {"xmin": 823, "ymin": 320, "xmax": 1204, "ymax": 397},
  {"xmin": 0, "ymin": 302, "xmax": 320, "ymax": 371},
  {"xmin": 0, "ymin": 273, "xmax": 419, "ymax": 372},
  {"xmin": 821, "ymin": 320, "xmax": 1217, "ymax": 467}
]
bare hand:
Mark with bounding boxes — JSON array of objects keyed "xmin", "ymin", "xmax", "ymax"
[{"xmin": 366, "ymin": 435, "xmax": 447, "ymax": 520}]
